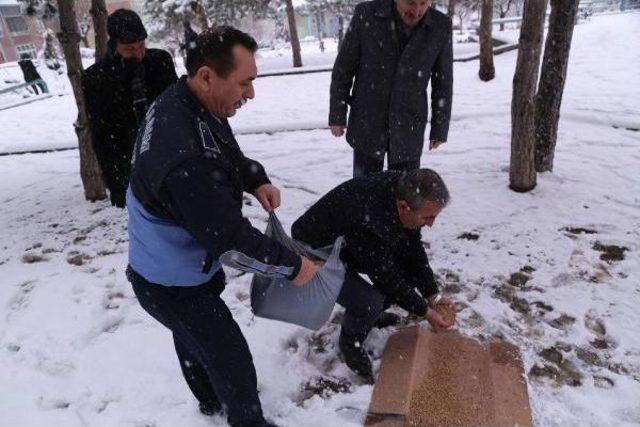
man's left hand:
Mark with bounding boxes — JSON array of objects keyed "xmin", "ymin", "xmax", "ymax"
[
  {"xmin": 428, "ymin": 294, "xmax": 457, "ymax": 327},
  {"xmin": 429, "ymin": 140, "xmax": 444, "ymax": 151},
  {"xmin": 253, "ymin": 184, "xmax": 281, "ymax": 212}
]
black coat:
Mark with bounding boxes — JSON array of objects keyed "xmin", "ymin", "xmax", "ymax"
[
  {"xmin": 329, "ymin": 0, "xmax": 453, "ymax": 164},
  {"xmin": 129, "ymin": 76, "xmax": 302, "ymax": 280},
  {"xmin": 291, "ymin": 171, "xmax": 439, "ymax": 316},
  {"xmin": 18, "ymin": 59, "xmax": 41, "ymax": 83},
  {"xmin": 83, "ymin": 48, "xmax": 177, "ymax": 207}
]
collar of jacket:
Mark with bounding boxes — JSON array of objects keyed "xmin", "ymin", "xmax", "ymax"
[
  {"xmin": 175, "ymin": 75, "xmax": 235, "ymax": 145},
  {"xmin": 373, "ymin": 0, "xmax": 435, "ymax": 28}
]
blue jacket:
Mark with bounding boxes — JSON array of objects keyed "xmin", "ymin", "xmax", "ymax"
[{"xmin": 127, "ymin": 76, "xmax": 301, "ymax": 286}]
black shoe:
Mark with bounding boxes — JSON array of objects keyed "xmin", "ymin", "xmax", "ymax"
[
  {"xmin": 339, "ymin": 332, "xmax": 374, "ymax": 384},
  {"xmin": 198, "ymin": 400, "xmax": 222, "ymax": 417},
  {"xmin": 230, "ymin": 419, "xmax": 280, "ymax": 427},
  {"xmin": 374, "ymin": 312, "xmax": 402, "ymax": 329}
]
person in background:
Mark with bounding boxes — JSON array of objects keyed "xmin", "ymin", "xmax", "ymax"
[
  {"xmin": 329, "ymin": 0, "xmax": 454, "ymax": 177},
  {"xmin": 18, "ymin": 53, "xmax": 48, "ymax": 94},
  {"xmin": 83, "ymin": 9, "xmax": 177, "ymax": 208}
]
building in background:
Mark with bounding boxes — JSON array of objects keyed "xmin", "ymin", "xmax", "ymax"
[{"xmin": 0, "ymin": 0, "xmax": 44, "ymax": 63}]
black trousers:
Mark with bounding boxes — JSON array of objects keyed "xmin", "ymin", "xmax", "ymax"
[
  {"xmin": 353, "ymin": 150, "xmax": 420, "ymax": 178},
  {"xmin": 29, "ymin": 82, "xmax": 47, "ymax": 95},
  {"xmin": 337, "ymin": 271, "xmax": 389, "ymax": 339},
  {"xmin": 127, "ymin": 267, "xmax": 267, "ymax": 427}
]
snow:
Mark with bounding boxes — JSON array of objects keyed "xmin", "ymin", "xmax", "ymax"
[{"xmin": 1, "ymin": 11, "xmax": 639, "ymax": 427}]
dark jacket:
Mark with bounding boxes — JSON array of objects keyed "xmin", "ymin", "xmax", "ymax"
[
  {"xmin": 329, "ymin": 0, "xmax": 453, "ymax": 164},
  {"xmin": 18, "ymin": 59, "xmax": 41, "ymax": 83},
  {"xmin": 128, "ymin": 76, "xmax": 302, "ymax": 285},
  {"xmin": 291, "ymin": 171, "xmax": 439, "ymax": 316},
  {"xmin": 83, "ymin": 47, "xmax": 177, "ymax": 207}
]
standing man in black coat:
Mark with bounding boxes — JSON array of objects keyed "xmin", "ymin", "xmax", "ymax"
[
  {"xmin": 83, "ymin": 9, "xmax": 177, "ymax": 208},
  {"xmin": 292, "ymin": 169, "xmax": 456, "ymax": 382},
  {"xmin": 329, "ymin": 0, "xmax": 454, "ymax": 177}
]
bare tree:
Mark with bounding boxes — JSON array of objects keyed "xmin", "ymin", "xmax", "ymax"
[
  {"xmin": 534, "ymin": 0, "xmax": 579, "ymax": 172},
  {"xmin": 325, "ymin": 0, "xmax": 359, "ymax": 49},
  {"xmin": 509, "ymin": 0, "xmax": 547, "ymax": 192},
  {"xmin": 448, "ymin": 0, "xmax": 456, "ymax": 18},
  {"xmin": 495, "ymin": 0, "xmax": 515, "ymax": 30},
  {"xmin": 285, "ymin": 0, "xmax": 303, "ymax": 67},
  {"xmin": 455, "ymin": 0, "xmax": 476, "ymax": 34},
  {"xmin": 478, "ymin": 0, "xmax": 495, "ymax": 80},
  {"xmin": 57, "ymin": 0, "xmax": 106, "ymax": 201},
  {"xmin": 315, "ymin": 11, "xmax": 326, "ymax": 52},
  {"xmin": 90, "ymin": 0, "xmax": 108, "ymax": 61},
  {"xmin": 190, "ymin": 0, "xmax": 210, "ymax": 30},
  {"xmin": 78, "ymin": 14, "xmax": 91, "ymax": 47}
]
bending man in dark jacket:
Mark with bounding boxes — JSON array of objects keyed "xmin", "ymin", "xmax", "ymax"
[
  {"xmin": 329, "ymin": 0, "xmax": 453, "ymax": 177},
  {"xmin": 292, "ymin": 169, "xmax": 455, "ymax": 382},
  {"xmin": 83, "ymin": 9, "xmax": 177, "ymax": 207},
  {"xmin": 126, "ymin": 27, "xmax": 317, "ymax": 427}
]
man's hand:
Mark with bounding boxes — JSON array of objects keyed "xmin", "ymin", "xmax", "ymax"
[
  {"xmin": 429, "ymin": 139, "xmax": 444, "ymax": 151},
  {"xmin": 426, "ymin": 294, "xmax": 456, "ymax": 331},
  {"xmin": 330, "ymin": 125, "xmax": 346, "ymax": 137},
  {"xmin": 425, "ymin": 308, "xmax": 452, "ymax": 332},
  {"xmin": 292, "ymin": 256, "xmax": 318, "ymax": 286},
  {"xmin": 253, "ymin": 183, "xmax": 281, "ymax": 212}
]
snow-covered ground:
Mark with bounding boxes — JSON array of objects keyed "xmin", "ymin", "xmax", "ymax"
[{"xmin": 1, "ymin": 12, "xmax": 639, "ymax": 427}]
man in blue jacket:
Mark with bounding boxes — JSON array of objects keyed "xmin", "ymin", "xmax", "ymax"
[{"xmin": 126, "ymin": 27, "xmax": 317, "ymax": 427}]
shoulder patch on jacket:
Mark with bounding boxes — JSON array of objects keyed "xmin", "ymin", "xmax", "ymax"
[
  {"xmin": 197, "ymin": 118, "xmax": 221, "ymax": 156},
  {"xmin": 138, "ymin": 102, "xmax": 157, "ymax": 156}
]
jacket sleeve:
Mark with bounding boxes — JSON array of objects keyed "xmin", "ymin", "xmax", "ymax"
[
  {"xmin": 345, "ymin": 229, "xmax": 428, "ymax": 316},
  {"xmin": 240, "ymin": 156, "xmax": 271, "ymax": 193},
  {"xmin": 429, "ymin": 17, "xmax": 453, "ymax": 142},
  {"xmin": 398, "ymin": 230, "xmax": 439, "ymax": 299},
  {"xmin": 82, "ymin": 70, "xmax": 120, "ymax": 193},
  {"xmin": 328, "ymin": 3, "xmax": 364, "ymax": 126},
  {"xmin": 162, "ymin": 157, "xmax": 302, "ymax": 279}
]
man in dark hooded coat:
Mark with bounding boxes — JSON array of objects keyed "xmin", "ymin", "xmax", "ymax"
[{"xmin": 83, "ymin": 9, "xmax": 177, "ymax": 207}]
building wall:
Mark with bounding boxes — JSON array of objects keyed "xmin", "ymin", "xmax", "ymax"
[{"xmin": 0, "ymin": 2, "xmax": 45, "ymax": 63}]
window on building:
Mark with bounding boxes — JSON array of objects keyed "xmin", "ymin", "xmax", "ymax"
[
  {"xmin": 0, "ymin": 5, "xmax": 22, "ymax": 17},
  {"xmin": 6, "ymin": 16, "xmax": 29, "ymax": 34},
  {"xmin": 16, "ymin": 43, "xmax": 37, "ymax": 59}
]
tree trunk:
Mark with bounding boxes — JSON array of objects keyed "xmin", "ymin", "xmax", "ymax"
[
  {"xmin": 448, "ymin": 0, "xmax": 456, "ymax": 18},
  {"xmin": 509, "ymin": 0, "xmax": 547, "ymax": 192},
  {"xmin": 500, "ymin": 10, "xmax": 507, "ymax": 30},
  {"xmin": 534, "ymin": 0, "xmax": 579, "ymax": 172},
  {"xmin": 90, "ymin": 0, "xmax": 108, "ymax": 62},
  {"xmin": 479, "ymin": 0, "xmax": 495, "ymax": 81},
  {"xmin": 315, "ymin": 12, "xmax": 325, "ymax": 52},
  {"xmin": 285, "ymin": 0, "xmax": 302, "ymax": 67},
  {"xmin": 191, "ymin": 0, "xmax": 209, "ymax": 30},
  {"xmin": 337, "ymin": 15, "xmax": 345, "ymax": 49},
  {"xmin": 56, "ymin": 0, "xmax": 106, "ymax": 201}
]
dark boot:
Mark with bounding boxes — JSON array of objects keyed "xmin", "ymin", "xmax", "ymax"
[
  {"xmin": 339, "ymin": 331, "xmax": 374, "ymax": 384},
  {"xmin": 374, "ymin": 312, "xmax": 402, "ymax": 329},
  {"xmin": 230, "ymin": 419, "xmax": 280, "ymax": 427},
  {"xmin": 198, "ymin": 400, "xmax": 222, "ymax": 416}
]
